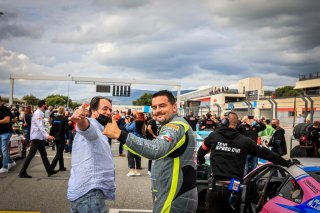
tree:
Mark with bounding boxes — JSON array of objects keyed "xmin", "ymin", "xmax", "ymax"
[
  {"xmin": 69, "ymin": 102, "xmax": 81, "ymax": 110},
  {"xmin": 45, "ymin": 94, "xmax": 68, "ymax": 107},
  {"xmin": 274, "ymin": 86, "xmax": 302, "ymax": 98},
  {"xmin": 132, "ymin": 93, "xmax": 153, "ymax": 106},
  {"xmin": 22, "ymin": 94, "xmax": 40, "ymax": 106},
  {"xmin": 45, "ymin": 94, "xmax": 80, "ymax": 109}
]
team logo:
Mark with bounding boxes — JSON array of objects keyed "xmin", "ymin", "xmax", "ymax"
[{"xmin": 165, "ymin": 123, "xmax": 180, "ymax": 131}]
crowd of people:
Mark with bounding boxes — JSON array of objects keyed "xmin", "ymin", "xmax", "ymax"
[
  {"xmin": 1, "ymin": 92, "xmax": 319, "ymax": 213},
  {"xmin": 209, "ymin": 86, "xmax": 230, "ymax": 95},
  {"xmin": 0, "ymin": 97, "xmax": 77, "ymax": 176}
]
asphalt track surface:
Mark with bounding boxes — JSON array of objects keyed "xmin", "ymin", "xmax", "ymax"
[{"xmin": 0, "ymin": 141, "xmax": 153, "ymax": 213}]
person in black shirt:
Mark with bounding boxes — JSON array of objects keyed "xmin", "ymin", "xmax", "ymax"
[
  {"xmin": 146, "ymin": 116, "xmax": 159, "ymax": 140},
  {"xmin": 64, "ymin": 111, "xmax": 75, "ymax": 153},
  {"xmin": 22, "ymin": 106, "xmax": 32, "ymax": 156},
  {"xmin": 197, "ymin": 111, "xmax": 298, "ymax": 213},
  {"xmin": 185, "ymin": 111, "xmax": 198, "ymax": 131},
  {"xmin": 0, "ymin": 96, "xmax": 14, "ymax": 174},
  {"xmin": 117, "ymin": 111, "xmax": 127, "ymax": 157},
  {"xmin": 11, "ymin": 107, "xmax": 20, "ymax": 121},
  {"xmin": 200, "ymin": 113, "xmax": 216, "ymax": 131},
  {"xmin": 267, "ymin": 118, "xmax": 287, "ymax": 157},
  {"xmin": 50, "ymin": 107, "xmax": 69, "ymax": 171}
]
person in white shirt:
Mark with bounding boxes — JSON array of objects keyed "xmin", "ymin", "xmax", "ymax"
[{"xmin": 19, "ymin": 100, "xmax": 59, "ymax": 178}]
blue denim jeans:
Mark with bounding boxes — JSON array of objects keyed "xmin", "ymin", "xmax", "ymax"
[
  {"xmin": 0, "ymin": 132, "xmax": 12, "ymax": 169},
  {"xmin": 70, "ymin": 189, "xmax": 108, "ymax": 213}
]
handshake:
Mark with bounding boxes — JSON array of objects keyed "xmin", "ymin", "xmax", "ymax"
[{"xmin": 286, "ymin": 159, "xmax": 300, "ymax": 167}]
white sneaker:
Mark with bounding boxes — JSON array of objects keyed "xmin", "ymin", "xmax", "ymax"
[
  {"xmin": 0, "ymin": 168, "xmax": 8, "ymax": 174},
  {"xmin": 147, "ymin": 171, "xmax": 151, "ymax": 176},
  {"xmin": 134, "ymin": 169, "xmax": 141, "ymax": 176},
  {"xmin": 8, "ymin": 161, "xmax": 16, "ymax": 170},
  {"xmin": 126, "ymin": 169, "xmax": 135, "ymax": 177}
]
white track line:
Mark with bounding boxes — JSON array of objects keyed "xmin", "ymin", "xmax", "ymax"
[{"xmin": 109, "ymin": 209, "xmax": 152, "ymax": 213}]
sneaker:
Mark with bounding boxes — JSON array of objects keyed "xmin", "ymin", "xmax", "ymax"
[
  {"xmin": 126, "ymin": 169, "xmax": 135, "ymax": 177},
  {"xmin": 119, "ymin": 153, "xmax": 126, "ymax": 157},
  {"xmin": 147, "ymin": 171, "xmax": 151, "ymax": 176},
  {"xmin": 134, "ymin": 169, "xmax": 141, "ymax": 176},
  {"xmin": 59, "ymin": 167, "xmax": 67, "ymax": 171},
  {"xmin": 8, "ymin": 161, "xmax": 16, "ymax": 170},
  {"xmin": 0, "ymin": 168, "xmax": 9, "ymax": 174}
]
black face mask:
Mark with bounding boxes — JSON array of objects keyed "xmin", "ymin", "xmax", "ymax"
[
  {"xmin": 96, "ymin": 114, "xmax": 111, "ymax": 126},
  {"xmin": 271, "ymin": 124, "xmax": 277, "ymax": 129}
]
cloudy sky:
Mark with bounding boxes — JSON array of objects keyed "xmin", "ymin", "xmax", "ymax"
[{"xmin": 1, "ymin": 0, "xmax": 319, "ymax": 101}]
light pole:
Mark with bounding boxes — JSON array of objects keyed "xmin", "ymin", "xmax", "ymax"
[{"xmin": 67, "ymin": 74, "xmax": 70, "ymax": 109}]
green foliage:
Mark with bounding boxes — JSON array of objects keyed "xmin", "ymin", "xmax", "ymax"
[
  {"xmin": 22, "ymin": 94, "xmax": 40, "ymax": 106},
  {"xmin": 69, "ymin": 102, "xmax": 81, "ymax": 109},
  {"xmin": 45, "ymin": 94, "xmax": 80, "ymax": 109},
  {"xmin": 132, "ymin": 93, "xmax": 153, "ymax": 106},
  {"xmin": 274, "ymin": 86, "xmax": 302, "ymax": 97},
  {"xmin": 45, "ymin": 94, "xmax": 68, "ymax": 106}
]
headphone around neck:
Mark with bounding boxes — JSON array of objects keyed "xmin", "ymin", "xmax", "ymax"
[{"xmin": 221, "ymin": 111, "xmax": 236, "ymax": 127}]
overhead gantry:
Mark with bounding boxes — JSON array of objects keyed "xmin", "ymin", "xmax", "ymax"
[{"xmin": 9, "ymin": 74, "xmax": 181, "ymax": 107}]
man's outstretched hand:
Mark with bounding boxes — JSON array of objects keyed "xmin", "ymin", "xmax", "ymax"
[
  {"xmin": 70, "ymin": 102, "xmax": 89, "ymax": 130},
  {"xmin": 103, "ymin": 118, "xmax": 121, "ymax": 139},
  {"xmin": 70, "ymin": 103, "xmax": 86, "ymax": 124}
]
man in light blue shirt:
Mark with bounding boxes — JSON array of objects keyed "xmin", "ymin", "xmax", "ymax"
[{"xmin": 68, "ymin": 96, "xmax": 115, "ymax": 213}]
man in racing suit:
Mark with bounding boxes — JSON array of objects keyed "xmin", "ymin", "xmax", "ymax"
[
  {"xmin": 197, "ymin": 111, "xmax": 298, "ymax": 213},
  {"xmin": 104, "ymin": 90, "xmax": 198, "ymax": 213}
]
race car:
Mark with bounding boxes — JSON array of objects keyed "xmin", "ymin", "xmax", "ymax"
[
  {"xmin": 9, "ymin": 134, "xmax": 26, "ymax": 159},
  {"xmin": 241, "ymin": 158, "xmax": 320, "ymax": 213}
]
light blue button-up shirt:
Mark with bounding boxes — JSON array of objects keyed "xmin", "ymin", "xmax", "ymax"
[{"xmin": 67, "ymin": 118, "xmax": 115, "ymax": 201}]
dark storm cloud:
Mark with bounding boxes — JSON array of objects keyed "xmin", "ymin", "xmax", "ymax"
[
  {"xmin": 207, "ymin": 0, "xmax": 320, "ymax": 51},
  {"xmin": 0, "ymin": 6, "xmax": 43, "ymax": 40},
  {"xmin": 92, "ymin": 0, "xmax": 149, "ymax": 10},
  {"xmin": 204, "ymin": 0, "xmax": 320, "ymax": 77}
]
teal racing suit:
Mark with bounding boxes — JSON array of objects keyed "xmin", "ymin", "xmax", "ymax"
[{"xmin": 118, "ymin": 114, "xmax": 198, "ymax": 213}]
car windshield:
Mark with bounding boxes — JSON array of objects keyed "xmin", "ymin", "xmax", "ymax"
[{"xmin": 305, "ymin": 167, "xmax": 320, "ymax": 183}]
